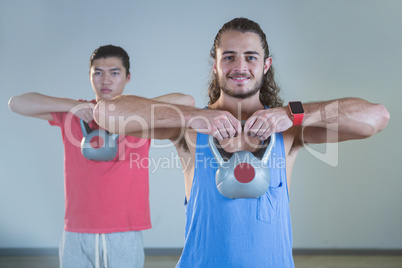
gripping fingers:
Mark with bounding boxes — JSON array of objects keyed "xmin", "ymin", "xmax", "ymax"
[
  {"xmin": 80, "ymin": 108, "xmax": 94, "ymax": 123},
  {"xmin": 212, "ymin": 129, "xmax": 224, "ymax": 141},
  {"xmin": 255, "ymin": 121, "xmax": 272, "ymax": 140},
  {"xmin": 258, "ymin": 128, "xmax": 272, "ymax": 141},
  {"xmin": 225, "ymin": 115, "xmax": 242, "ymax": 139},
  {"xmin": 212, "ymin": 114, "xmax": 241, "ymax": 141},
  {"xmin": 245, "ymin": 115, "xmax": 273, "ymax": 141},
  {"xmin": 244, "ymin": 116, "xmax": 260, "ymax": 137},
  {"xmin": 232, "ymin": 118, "xmax": 242, "ymax": 137}
]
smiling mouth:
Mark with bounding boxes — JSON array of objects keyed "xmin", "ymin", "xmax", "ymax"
[
  {"xmin": 229, "ymin": 72, "xmax": 251, "ymax": 81},
  {"xmin": 230, "ymin": 76, "xmax": 250, "ymax": 83}
]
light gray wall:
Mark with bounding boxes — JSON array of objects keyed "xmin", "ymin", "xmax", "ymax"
[{"xmin": 1, "ymin": 0, "xmax": 401, "ymax": 250}]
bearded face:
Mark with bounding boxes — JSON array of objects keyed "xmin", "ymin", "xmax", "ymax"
[
  {"xmin": 213, "ymin": 31, "xmax": 270, "ymax": 101},
  {"xmin": 217, "ymin": 71, "xmax": 263, "ymax": 100}
]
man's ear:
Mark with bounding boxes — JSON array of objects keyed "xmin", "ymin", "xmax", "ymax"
[
  {"xmin": 126, "ymin": 73, "xmax": 131, "ymax": 83},
  {"xmin": 213, "ymin": 60, "xmax": 217, "ymax": 74},
  {"xmin": 264, "ymin": 57, "xmax": 272, "ymax": 74}
]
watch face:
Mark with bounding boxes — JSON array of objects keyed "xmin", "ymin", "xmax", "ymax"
[{"xmin": 289, "ymin": 101, "xmax": 304, "ymax": 114}]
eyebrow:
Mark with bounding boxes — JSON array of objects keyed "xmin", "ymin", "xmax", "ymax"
[
  {"xmin": 222, "ymin": 50, "xmax": 260, "ymax": 55},
  {"xmin": 94, "ymin": 67, "xmax": 122, "ymax": 71}
]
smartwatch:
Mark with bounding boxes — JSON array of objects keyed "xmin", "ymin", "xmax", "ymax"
[{"xmin": 288, "ymin": 101, "xmax": 305, "ymax": 126}]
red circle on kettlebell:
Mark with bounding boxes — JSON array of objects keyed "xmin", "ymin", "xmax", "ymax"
[
  {"xmin": 234, "ymin": 163, "xmax": 255, "ymax": 183},
  {"xmin": 90, "ymin": 136, "xmax": 104, "ymax": 149}
]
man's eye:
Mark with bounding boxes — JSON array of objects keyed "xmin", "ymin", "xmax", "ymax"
[
  {"xmin": 224, "ymin": 56, "xmax": 234, "ymax": 61},
  {"xmin": 95, "ymin": 72, "xmax": 102, "ymax": 75},
  {"xmin": 247, "ymin": 56, "xmax": 256, "ymax": 61},
  {"xmin": 112, "ymin": 72, "xmax": 119, "ymax": 75}
]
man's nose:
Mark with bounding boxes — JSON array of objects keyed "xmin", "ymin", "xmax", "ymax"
[
  {"xmin": 233, "ymin": 58, "xmax": 247, "ymax": 73},
  {"xmin": 102, "ymin": 73, "xmax": 112, "ymax": 84}
]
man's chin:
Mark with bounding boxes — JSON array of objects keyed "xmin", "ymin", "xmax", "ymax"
[{"xmin": 221, "ymin": 87, "xmax": 260, "ymax": 99}]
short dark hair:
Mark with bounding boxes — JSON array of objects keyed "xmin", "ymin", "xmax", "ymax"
[
  {"xmin": 89, "ymin": 45, "xmax": 130, "ymax": 76},
  {"xmin": 208, "ymin": 18, "xmax": 283, "ymax": 108}
]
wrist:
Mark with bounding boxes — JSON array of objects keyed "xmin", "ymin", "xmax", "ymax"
[
  {"xmin": 288, "ymin": 101, "xmax": 305, "ymax": 126},
  {"xmin": 184, "ymin": 107, "xmax": 202, "ymax": 127}
]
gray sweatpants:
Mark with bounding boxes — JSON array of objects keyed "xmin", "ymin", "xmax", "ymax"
[{"xmin": 59, "ymin": 231, "xmax": 144, "ymax": 268}]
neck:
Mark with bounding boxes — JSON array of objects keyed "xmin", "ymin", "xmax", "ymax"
[{"xmin": 210, "ymin": 92, "xmax": 264, "ymax": 120}]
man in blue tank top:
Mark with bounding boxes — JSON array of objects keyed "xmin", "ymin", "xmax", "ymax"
[{"xmin": 93, "ymin": 18, "xmax": 389, "ymax": 267}]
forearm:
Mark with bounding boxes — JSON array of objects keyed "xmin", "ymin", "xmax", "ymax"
[
  {"xmin": 94, "ymin": 94, "xmax": 240, "ymax": 140},
  {"xmin": 152, "ymin": 93, "xmax": 195, "ymax": 107},
  {"xmin": 8, "ymin": 92, "xmax": 80, "ymax": 117},
  {"xmin": 302, "ymin": 98, "xmax": 390, "ymax": 138},
  {"xmin": 94, "ymin": 95, "xmax": 199, "ymax": 134}
]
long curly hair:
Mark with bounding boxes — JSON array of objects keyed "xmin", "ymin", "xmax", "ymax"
[{"xmin": 208, "ymin": 18, "xmax": 283, "ymax": 108}]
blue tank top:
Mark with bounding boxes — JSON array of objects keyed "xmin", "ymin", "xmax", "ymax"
[{"xmin": 176, "ymin": 132, "xmax": 294, "ymax": 268}]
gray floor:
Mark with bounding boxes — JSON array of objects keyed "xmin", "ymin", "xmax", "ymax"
[{"xmin": 1, "ymin": 255, "xmax": 402, "ymax": 268}]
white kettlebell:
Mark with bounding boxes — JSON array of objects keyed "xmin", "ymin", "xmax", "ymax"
[
  {"xmin": 80, "ymin": 119, "xmax": 119, "ymax": 161},
  {"xmin": 208, "ymin": 133, "xmax": 276, "ymax": 199}
]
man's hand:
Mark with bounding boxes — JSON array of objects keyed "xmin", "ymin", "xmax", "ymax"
[
  {"xmin": 244, "ymin": 107, "xmax": 293, "ymax": 140},
  {"xmin": 188, "ymin": 109, "xmax": 242, "ymax": 141},
  {"xmin": 74, "ymin": 102, "xmax": 96, "ymax": 123}
]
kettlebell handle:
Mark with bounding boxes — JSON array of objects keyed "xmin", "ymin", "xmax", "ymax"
[
  {"xmin": 260, "ymin": 133, "xmax": 275, "ymax": 166},
  {"xmin": 208, "ymin": 135, "xmax": 225, "ymax": 165},
  {"xmin": 80, "ymin": 119, "xmax": 119, "ymax": 139},
  {"xmin": 80, "ymin": 119, "xmax": 92, "ymax": 136},
  {"xmin": 239, "ymin": 120, "xmax": 276, "ymax": 164},
  {"xmin": 208, "ymin": 133, "xmax": 276, "ymax": 164}
]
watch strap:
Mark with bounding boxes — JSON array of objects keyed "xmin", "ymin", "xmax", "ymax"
[{"xmin": 292, "ymin": 113, "xmax": 304, "ymax": 126}]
